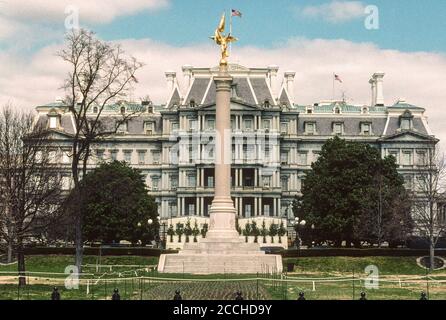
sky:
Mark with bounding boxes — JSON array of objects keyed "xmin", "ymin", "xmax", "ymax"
[{"xmin": 0, "ymin": 0, "xmax": 445, "ymax": 147}]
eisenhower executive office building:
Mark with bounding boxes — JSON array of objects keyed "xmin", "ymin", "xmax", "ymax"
[{"xmin": 34, "ymin": 64, "xmax": 439, "ymax": 248}]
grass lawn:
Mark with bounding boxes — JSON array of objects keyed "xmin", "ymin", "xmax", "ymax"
[{"xmin": 1, "ymin": 255, "xmax": 445, "ymax": 300}]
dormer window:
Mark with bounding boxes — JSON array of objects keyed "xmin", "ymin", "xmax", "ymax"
[
  {"xmin": 264, "ymin": 100, "xmax": 270, "ymax": 108},
  {"xmin": 145, "ymin": 121, "xmax": 154, "ymax": 135},
  {"xmin": 333, "ymin": 122, "xmax": 344, "ymax": 135},
  {"xmin": 49, "ymin": 116, "xmax": 58, "ymax": 129},
  {"xmin": 117, "ymin": 121, "xmax": 127, "ymax": 133},
  {"xmin": 334, "ymin": 106, "xmax": 341, "ymax": 114},
  {"xmin": 400, "ymin": 110, "xmax": 414, "ymax": 131},
  {"xmin": 120, "ymin": 106, "xmax": 126, "ymax": 114},
  {"xmin": 305, "ymin": 122, "xmax": 316, "ymax": 135},
  {"xmin": 148, "ymin": 106, "xmax": 153, "ymax": 113},
  {"xmin": 190, "ymin": 99, "xmax": 196, "ymax": 108},
  {"xmin": 361, "ymin": 122, "xmax": 372, "ymax": 135},
  {"xmin": 93, "ymin": 106, "xmax": 98, "ymax": 113},
  {"xmin": 362, "ymin": 106, "xmax": 369, "ymax": 114},
  {"xmin": 306, "ymin": 106, "xmax": 314, "ymax": 114}
]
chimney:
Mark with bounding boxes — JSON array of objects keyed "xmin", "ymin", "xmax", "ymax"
[
  {"xmin": 372, "ymin": 72, "xmax": 385, "ymax": 106},
  {"xmin": 182, "ymin": 65, "xmax": 194, "ymax": 89},
  {"xmin": 284, "ymin": 71, "xmax": 296, "ymax": 103},
  {"xmin": 267, "ymin": 65, "xmax": 279, "ymax": 101},
  {"xmin": 369, "ymin": 78, "xmax": 376, "ymax": 106},
  {"xmin": 165, "ymin": 71, "xmax": 177, "ymax": 92}
]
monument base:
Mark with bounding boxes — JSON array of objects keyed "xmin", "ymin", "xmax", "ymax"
[{"xmin": 157, "ymin": 234, "xmax": 283, "ymax": 274}]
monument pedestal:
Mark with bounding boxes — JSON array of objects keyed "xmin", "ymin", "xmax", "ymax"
[{"xmin": 157, "ymin": 66, "xmax": 283, "ymax": 275}]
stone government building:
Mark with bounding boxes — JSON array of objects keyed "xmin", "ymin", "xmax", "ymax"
[{"xmin": 35, "ymin": 64, "xmax": 440, "ymax": 248}]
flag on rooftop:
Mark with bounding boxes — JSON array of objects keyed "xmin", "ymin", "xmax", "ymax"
[
  {"xmin": 232, "ymin": 9, "xmax": 242, "ymax": 18},
  {"xmin": 334, "ymin": 74, "xmax": 343, "ymax": 83}
]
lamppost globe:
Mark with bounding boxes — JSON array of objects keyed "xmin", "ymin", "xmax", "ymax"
[
  {"xmin": 295, "ymin": 217, "xmax": 299, "ymax": 223},
  {"xmin": 300, "ymin": 220, "xmax": 306, "ymax": 226},
  {"xmin": 157, "ymin": 216, "xmax": 161, "ymax": 221},
  {"xmin": 137, "ymin": 222, "xmax": 142, "ymax": 227},
  {"xmin": 311, "ymin": 224, "xmax": 315, "ymax": 230},
  {"xmin": 148, "ymin": 219, "xmax": 153, "ymax": 225}
]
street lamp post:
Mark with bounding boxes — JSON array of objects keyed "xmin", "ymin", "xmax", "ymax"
[{"xmin": 293, "ymin": 217, "xmax": 306, "ymax": 249}]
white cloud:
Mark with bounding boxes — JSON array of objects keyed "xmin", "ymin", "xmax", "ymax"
[
  {"xmin": 300, "ymin": 1, "xmax": 366, "ymax": 23},
  {"xmin": 1, "ymin": 37, "xmax": 446, "ymax": 150},
  {"xmin": 1, "ymin": 0, "xmax": 169, "ymax": 24}
]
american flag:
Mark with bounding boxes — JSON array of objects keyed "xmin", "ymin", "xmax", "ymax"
[
  {"xmin": 232, "ymin": 9, "xmax": 242, "ymax": 17},
  {"xmin": 334, "ymin": 74, "xmax": 343, "ymax": 83}
]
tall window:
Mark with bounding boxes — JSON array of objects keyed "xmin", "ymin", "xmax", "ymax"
[
  {"xmin": 417, "ymin": 151, "xmax": 427, "ymax": 166},
  {"xmin": 96, "ymin": 150, "xmax": 105, "ymax": 161},
  {"xmin": 389, "ymin": 150, "xmax": 399, "ymax": 164},
  {"xmin": 402, "ymin": 151, "xmax": 413, "ymax": 166},
  {"xmin": 207, "ymin": 119, "xmax": 215, "ymax": 130},
  {"xmin": 170, "ymin": 176, "xmax": 178, "ymax": 190},
  {"xmin": 263, "ymin": 204, "xmax": 270, "ymax": 216},
  {"xmin": 110, "ymin": 150, "xmax": 118, "ymax": 161},
  {"xmin": 124, "ymin": 151, "xmax": 132, "ymax": 163},
  {"xmin": 138, "ymin": 151, "xmax": 146, "ymax": 165},
  {"xmin": 168, "ymin": 202, "xmax": 177, "ymax": 217},
  {"xmin": 188, "ymin": 174, "xmax": 196, "ymax": 187},
  {"xmin": 151, "ymin": 177, "xmax": 159, "ymax": 191},
  {"xmin": 188, "ymin": 204, "xmax": 195, "ymax": 215},
  {"xmin": 262, "ymin": 176, "xmax": 272, "ymax": 188},
  {"xmin": 298, "ymin": 152, "xmax": 308, "ymax": 166},
  {"xmin": 263, "ymin": 119, "xmax": 271, "ymax": 130},
  {"xmin": 281, "ymin": 177, "xmax": 289, "ymax": 191},
  {"xmin": 189, "ymin": 119, "xmax": 198, "ymax": 131},
  {"xmin": 280, "ymin": 122, "xmax": 288, "ymax": 134},
  {"xmin": 171, "ymin": 122, "xmax": 179, "ymax": 131},
  {"xmin": 280, "ymin": 151, "xmax": 288, "ymax": 164},
  {"xmin": 245, "ymin": 204, "xmax": 252, "ymax": 217},
  {"xmin": 152, "ymin": 151, "xmax": 161, "ymax": 164},
  {"xmin": 62, "ymin": 150, "xmax": 70, "ymax": 164},
  {"xmin": 244, "ymin": 119, "xmax": 253, "ymax": 131}
]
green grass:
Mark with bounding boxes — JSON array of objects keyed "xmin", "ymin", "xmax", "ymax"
[
  {"xmin": 0, "ymin": 255, "xmax": 158, "ymax": 276},
  {"xmin": 285, "ymin": 256, "xmax": 443, "ymax": 276},
  {"xmin": 1, "ymin": 255, "xmax": 445, "ymax": 300}
]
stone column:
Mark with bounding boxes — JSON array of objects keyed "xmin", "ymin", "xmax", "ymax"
[{"xmin": 207, "ymin": 67, "xmax": 238, "ymax": 238}]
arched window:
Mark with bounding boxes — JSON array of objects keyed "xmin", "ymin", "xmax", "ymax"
[
  {"xmin": 93, "ymin": 106, "xmax": 98, "ymax": 113},
  {"xmin": 362, "ymin": 107, "xmax": 368, "ymax": 114},
  {"xmin": 120, "ymin": 106, "xmax": 125, "ymax": 114},
  {"xmin": 264, "ymin": 100, "xmax": 270, "ymax": 108},
  {"xmin": 190, "ymin": 99, "xmax": 196, "ymax": 108},
  {"xmin": 334, "ymin": 107, "xmax": 341, "ymax": 114}
]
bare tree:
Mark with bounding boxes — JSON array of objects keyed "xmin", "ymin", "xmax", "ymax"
[
  {"xmin": 412, "ymin": 147, "xmax": 446, "ymax": 271},
  {"xmin": 0, "ymin": 105, "xmax": 62, "ymax": 285},
  {"xmin": 58, "ymin": 29, "xmax": 143, "ymax": 272}
]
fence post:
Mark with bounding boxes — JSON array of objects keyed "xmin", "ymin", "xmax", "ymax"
[
  {"xmin": 352, "ymin": 269, "xmax": 355, "ymax": 300},
  {"xmin": 256, "ymin": 272, "xmax": 259, "ymax": 300}
]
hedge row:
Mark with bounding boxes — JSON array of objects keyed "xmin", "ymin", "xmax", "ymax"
[
  {"xmin": 23, "ymin": 246, "xmax": 178, "ymax": 257},
  {"xmin": 282, "ymin": 248, "xmax": 446, "ymax": 258}
]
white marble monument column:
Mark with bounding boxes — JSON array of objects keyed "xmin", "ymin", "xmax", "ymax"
[{"xmin": 206, "ymin": 67, "xmax": 239, "ymax": 239}]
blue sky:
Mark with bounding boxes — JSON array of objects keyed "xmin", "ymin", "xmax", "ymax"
[
  {"xmin": 89, "ymin": 0, "xmax": 446, "ymax": 53},
  {"xmin": 1, "ymin": 0, "xmax": 446, "ymax": 149}
]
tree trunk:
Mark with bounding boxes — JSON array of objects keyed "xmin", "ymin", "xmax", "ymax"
[
  {"xmin": 7, "ymin": 241, "xmax": 13, "ymax": 263},
  {"xmin": 429, "ymin": 237, "xmax": 435, "ymax": 272},
  {"xmin": 17, "ymin": 239, "xmax": 26, "ymax": 286},
  {"xmin": 75, "ymin": 212, "xmax": 83, "ymax": 274}
]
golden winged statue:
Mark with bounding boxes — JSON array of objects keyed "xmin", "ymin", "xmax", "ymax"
[{"xmin": 210, "ymin": 13, "xmax": 238, "ymax": 66}]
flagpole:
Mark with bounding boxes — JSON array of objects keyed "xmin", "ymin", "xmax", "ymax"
[
  {"xmin": 332, "ymin": 72, "xmax": 335, "ymax": 101},
  {"xmin": 229, "ymin": 10, "xmax": 233, "ymax": 57}
]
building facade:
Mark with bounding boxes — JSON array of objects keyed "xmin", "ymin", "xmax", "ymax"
[{"xmin": 34, "ymin": 64, "xmax": 439, "ymax": 244}]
